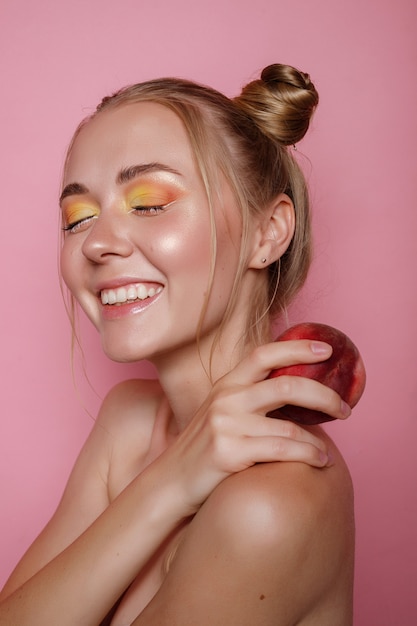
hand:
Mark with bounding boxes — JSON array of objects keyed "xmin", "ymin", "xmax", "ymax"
[{"xmin": 156, "ymin": 339, "xmax": 347, "ymax": 514}]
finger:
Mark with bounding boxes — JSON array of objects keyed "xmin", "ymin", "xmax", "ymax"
[
  {"xmin": 225, "ymin": 340, "xmax": 333, "ymax": 385},
  {"xmin": 234, "ymin": 413, "xmax": 328, "ymax": 453},
  {"xmin": 236, "ymin": 435, "xmax": 330, "ymax": 468},
  {"xmin": 244, "ymin": 375, "xmax": 350, "ymax": 421}
]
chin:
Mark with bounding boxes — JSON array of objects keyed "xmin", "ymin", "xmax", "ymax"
[{"xmin": 100, "ymin": 337, "xmax": 150, "ymax": 364}]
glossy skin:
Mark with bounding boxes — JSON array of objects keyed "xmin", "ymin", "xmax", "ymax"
[
  {"xmin": 268, "ymin": 323, "xmax": 366, "ymax": 425},
  {"xmin": 60, "ymin": 103, "xmax": 245, "ymax": 368},
  {"xmin": 0, "ymin": 103, "xmax": 355, "ymax": 626}
]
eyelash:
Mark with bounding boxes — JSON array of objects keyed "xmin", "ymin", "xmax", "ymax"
[
  {"xmin": 130, "ymin": 204, "xmax": 165, "ymax": 215},
  {"xmin": 62, "ymin": 215, "xmax": 98, "ymax": 234}
]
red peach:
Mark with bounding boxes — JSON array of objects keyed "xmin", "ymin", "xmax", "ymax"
[{"xmin": 267, "ymin": 322, "xmax": 366, "ymax": 425}]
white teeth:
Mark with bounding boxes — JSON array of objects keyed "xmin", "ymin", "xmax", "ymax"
[
  {"xmin": 137, "ymin": 284, "xmax": 148, "ymax": 300},
  {"xmin": 127, "ymin": 286, "xmax": 137, "ymax": 301},
  {"xmin": 107, "ymin": 291, "xmax": 117, "ymax": 305},
  {"xmin": 100, "ymin": 284, "xmax": 162, "ymax": 306},
  {"xmin": 116, "ymin": 287, "xmax": 126, "ymax": 303}
]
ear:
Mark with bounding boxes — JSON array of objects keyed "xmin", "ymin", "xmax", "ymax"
[{"xmin": 248, "ymin": 194, "xmax": 295, "ymax": 269}]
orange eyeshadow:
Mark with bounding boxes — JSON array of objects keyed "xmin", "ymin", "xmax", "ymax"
[
  {"xmin": 126, "ymin": 182, "xmax": 179, "ymax": 209},
  {"xmin": 62, "ymin": 202, "xmax": 100, "ymax": 227}
]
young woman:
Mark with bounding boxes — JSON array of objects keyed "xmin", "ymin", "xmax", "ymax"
[{"xmin": 0, "ymin": 64, "xmax": 355, "ymax": 625}]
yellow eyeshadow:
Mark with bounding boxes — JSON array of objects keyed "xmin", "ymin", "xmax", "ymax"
[
  {"xmin": 126, "ymin": 183, "xmax": 175, "ymax": 208},
  {"xmin": 63, "ymin": 202, "xmax": 100, "ymax": 226}
]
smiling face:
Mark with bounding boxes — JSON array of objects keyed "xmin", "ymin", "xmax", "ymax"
[{"xmin": 60, "ymin": 102, "xmax": 254, "ymax": 365}]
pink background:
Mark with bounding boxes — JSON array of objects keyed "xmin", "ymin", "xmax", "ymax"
[{"xmin": 1, "ymin": 0, "xmax": 416, "ymax": 623}]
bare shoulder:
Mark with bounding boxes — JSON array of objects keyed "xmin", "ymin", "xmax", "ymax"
[
  {"xmin": 96, "ymin": 378, "xmax": 167, "ymax": 499},
  {"xmin": 210, "ymin": 428, "xmax": 354, "ymax": 537},
  {"xmin": 212, "ymin": 443, "xmax": 353, "ymax": 573},
  {"xmin": 72, "ymin": 378, "xmax": 164, "ymax": 493},
  {"xmin": 1, "ymin": 378, "xmax": 165, "ymax": 600},
  {"xmin": 197, "ymin": 431, "xmax": 354, "ymax": 623},
  {"xmin": 96, "ymin": 377, "xmax": 164, "ymax": 434},
  {"xmin": 138, "ymin": 429, "xmax": 354, "ymax": 626},
  {"xmin": 207, "ymin": 433, "xmax": 353, "ymax": 567}
]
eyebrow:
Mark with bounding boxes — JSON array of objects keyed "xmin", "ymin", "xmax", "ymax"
[
  {"xmin": 59, "ymin": 182, "xmax": 89, "ymax": 204},
  {"xmin": 117, "ymin": 162, "xmax": 182, "ymax": 184},
  {"xmin": 60, "ymin": 162, "xmax": 183, "ymax": 205}
]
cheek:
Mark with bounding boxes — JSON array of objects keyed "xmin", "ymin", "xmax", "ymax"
[
  {"xmin": 148, "ymin": 213, "xmax": 212, "ymax": 272},
  {"xmin": 158, "ymin": 232, "xmax": 210, "ymax": 262}
]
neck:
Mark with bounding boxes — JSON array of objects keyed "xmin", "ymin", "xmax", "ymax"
[
  {"xmin": 149, "ymin": 271, "xmax": 273, "ymax": 431},
  {"xmin": 151, "ymin": 318, "xmax": 264, "ymax": 432}
]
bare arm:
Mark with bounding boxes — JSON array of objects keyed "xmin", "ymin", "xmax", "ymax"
[
  {"xmin": 0, "ymin": 381, "xmax": 188, "ymax": 625},
  {"xmin": 0, "ymin": 341, "xmax": 348, "ymax": 625}
]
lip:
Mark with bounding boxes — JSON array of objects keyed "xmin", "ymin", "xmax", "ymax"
[{"xmin": 100, "ymin": 292, "xmax": 162, "ymax": 321}]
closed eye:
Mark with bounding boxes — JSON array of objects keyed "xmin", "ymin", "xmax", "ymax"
[
  {"xmin": 130, "ymin": 205, "xmax": 166, "ymax": 215},
  {"xmin": 62, "ymin": 215, "xmax": 98, "ymax": 234}
]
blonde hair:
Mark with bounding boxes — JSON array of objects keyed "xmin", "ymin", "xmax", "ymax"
[{"xmin": 64, "ymin": 63, "xmax": 318, "ymax": 347}]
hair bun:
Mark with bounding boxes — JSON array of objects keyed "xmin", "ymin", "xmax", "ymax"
[{"xmin": 234, "ymin": 63, "xmax": 319, "ymax": 145}]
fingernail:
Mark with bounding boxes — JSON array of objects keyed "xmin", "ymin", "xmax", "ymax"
[
  {"xmin": 326, "ymin": 449, "xmax": 335, "ymax": 466},
  {"xmin": 310, "ymin": 341, "xmax": 332, "ymax": 355},
  {"xmin": 319, "ymin": 452, "xmax": 330, "ymax": 467},
  {"xmin": 340, "ymin": 400, "xmax": 351, "ymax": 418}
]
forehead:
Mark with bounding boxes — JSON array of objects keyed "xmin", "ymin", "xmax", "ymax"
[{"xmin": 64, "ymin": 101, "xmax": 196, "ymax": 184}]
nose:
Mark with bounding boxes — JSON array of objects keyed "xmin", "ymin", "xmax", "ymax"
[{"xmin": 81, "ymin": 211, "xmax": 134, "ymax": 263}]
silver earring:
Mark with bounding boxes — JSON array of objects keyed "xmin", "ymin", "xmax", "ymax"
[{"xmin": 261, "ymin": 257, "xmax": 267, "ymax": 264}]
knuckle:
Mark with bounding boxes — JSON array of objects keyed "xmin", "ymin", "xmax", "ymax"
[
  {"xmin": 211, "ymin": 383, "xmax": 245, "ymax": 415},
  {"xmin": 273, "ymin": 375, "xmax": 294, "ymax": 400},
  {"xmin": 271, "ymin": 437, "xmax": 287, "ymax": 458},
  {"xmin": 280, "ymin": 419, "xmax": 299, "ymax": 440},
  {"xmin": 250, "ymin": 344, "xmax": 269, "ymax": 369},
  {"xmin": 210, "ymin": 433, "xmax": 234, "ymax": 470},
  {"xmin": 320, "ymin": 386, "xmax": 341, "ymax": 417},
  {"xmin": 206, "ymin": 408, "xmax": 227, "ymax": 434}
]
